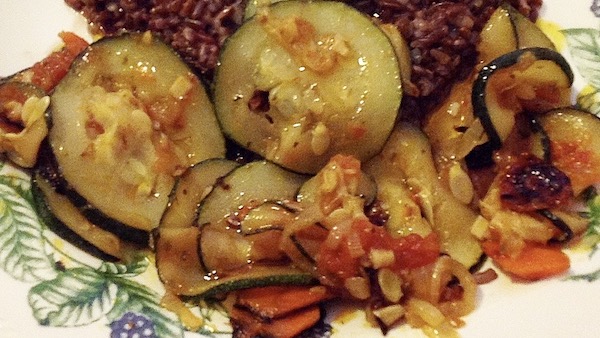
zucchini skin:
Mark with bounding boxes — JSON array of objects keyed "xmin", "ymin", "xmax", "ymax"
[
  {"xmin": 31, "ymin": 175, "xmax": 119, "ymax": 262},
  {"xmin": 537, "ymin": 209, "xmax": 574, "ymax": 243},
  {"xmin": 36, "ymin": 144, "xmax": 151, "ymax": 246},
  {"xmin": 469, "ymin": 47, "xmax": 574, "ymax": 168},
  {"xmin": 184, "ymin": 270, "xmax": 316, "ymax": 300}
]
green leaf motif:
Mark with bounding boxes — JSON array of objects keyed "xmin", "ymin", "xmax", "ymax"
[
  {"xmin": 576, "ymin": 87, "xmax": 600, "ymax": 116},
  {"xmin": 584, "ymin": 194, "xmax": 600, "ymax": 256},
  {"xmin": 0, "ymin": 178, "xmax": 57, "ymax": 282},
  {"xmin": 109, "ymin": 278, "xmax": 184, "ymax": 338},
  {"xmin": 98, "ymin": 256, "xmax": 149, "ymax": 277},
  {"xmin": 563, "ymin": 28, "xmax": 600, "ymax": 89},
  {"xmin": 28, "ymin": 268, "xmax": 118, "ymax": 327},
  {"xmin": 565, "ymin": 267, "xmax": 600, "ymax": 282}
]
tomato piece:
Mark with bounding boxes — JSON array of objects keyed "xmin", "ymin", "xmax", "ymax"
[
  {"xmin": 30, "ymin": 32, "xmax": 88, "ymax": 92},
  {"xmin": 317, "ymin": 219, "xmax": 441, "ymax": 282}
]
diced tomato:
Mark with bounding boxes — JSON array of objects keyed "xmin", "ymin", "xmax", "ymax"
[
  {"xmin": 30, "ymin": 32, "xmax": 88, "ymax": 92},
  {"xmin": 317, "ymin": 219, "xmax": 440, "ymax": 282}
]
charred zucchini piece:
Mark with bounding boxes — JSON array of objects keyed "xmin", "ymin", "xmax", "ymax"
[
  {"xmin": 537, "ymin": 107, "xmax": 600, "ymax": 195},
  {"xmin": 48, "ymin": 32, "xmax": 225, "ymax": 234},
  {"xmin": 214, "ymin": 0, "xmax": 402, "ymax": 173},
  {"xmin": 160, "ymin": 159, "xmax": 239, "ymax": 229},
  {"xmin": 197, "ymin": 160, "xmax": 307, "ymax": 227},
  {"xmin": 31, "ymin": 172, "xmax": 141, "ymax": 262},
  {"xmin": 468, "ymin": 47, "xmax": 573, "ymax": 168}
]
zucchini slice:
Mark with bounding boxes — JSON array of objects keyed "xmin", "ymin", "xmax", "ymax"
[
  {"xmin": 154, "ymin": 227, "xmax": 206, "ymax": 295},
  {"xmin": 214, "ymin": 0, "xmax": 402, "ymax": 173},
  {"xmin": 370, "ymin": 124, "xmax": 483, "ymax": 268},
  {"xmin": 425, "ymin": 7, "xmax": 560, "ymax": 169},
  {"xmin": 477, "ymin": 5, "xmax": 518, "ymax": 64},
  {"xmin": 504, "ymin": 4, "xmax": 555, "ymax": 50},
  {"xmin": 197, "ymin": 160, "xmax": 307, "ymax": 227},
  {"xmin": 160, "ymin": 159, "xmax": 239, "ymax": 229},
  {"xmin": 32, "ymin": 172, "xmax": 141, "ymax": 262},
  {"xmin": 155, "ymin": 227, "xmax": 316, "ymax": 299},
  {"xmin": 36, "ymin": 145, "xmax": 151, "ymax": 246},
  {"xmin": 468, "ymin": 47, "xmax": 573, "ymax": 168},
  {"xmin": 155, "ymin": 221, "xmax": 314, "ymax": 297},
  {"xmin": 537, "ymin": 107, "xmax": 600, "ymax": 195},
  {"xmin": 48, "ymin": 32, "xmax": 225, "ymax": 233}
]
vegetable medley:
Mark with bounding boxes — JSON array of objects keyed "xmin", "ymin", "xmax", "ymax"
[{"xmin": 1, "ymin": 1, "xmax": 599, "ymax": 337}]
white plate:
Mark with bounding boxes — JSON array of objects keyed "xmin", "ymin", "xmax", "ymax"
[{"xmin": 1, "ymin": 1, "xmax": 600, "ymax": 337}]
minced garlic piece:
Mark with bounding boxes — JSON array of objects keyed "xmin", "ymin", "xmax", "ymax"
[
  {"xmin": 170, "ymin": 75, "xmax": 193, "ymax": 99},
  {"xmin": 80, "ymin": 86, "xmax": 158, "ymax": 196},
  {"xmin": 310, "ymin": 122, "xmax": 331, "ymax": 156},
  {"xmin": 259, "ymin": 13, "xmax": 350, "ymax": 74},
  {"xmin": 344, "ymin": 276, "xmax": 370, "ymax": 300}
]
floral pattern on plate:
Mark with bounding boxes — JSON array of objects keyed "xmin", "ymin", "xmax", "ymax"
[{"xmin": 0, "ymin": 1, "xmax": 600, "ymax": 338}]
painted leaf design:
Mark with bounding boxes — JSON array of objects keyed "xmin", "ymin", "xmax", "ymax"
[
  {"xmin": 28, "ymin": 268, "xmax": 118, "ymax": 327},
  {"xmin": 0, "ymin": 176, "xmax": 57, "ymax": 282},
  {"xmin": 577, "ymin": 86, "xmax": 600, "ymax": 116},
  {"xmin": 566, "ymin": 268, "xmax": 600, "ymax": 282},
  {"xmin": 563, "ymin": 28, "xmax": 600, "ymax": 89},
  {"xmin": 98, "ymin": 256, "xmax": 149, "ymax": 277},
  {"xmin": 109, "ymin": 278, "xmax": 184, "ymax": 338}
]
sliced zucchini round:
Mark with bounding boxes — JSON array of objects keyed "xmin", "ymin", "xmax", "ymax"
[
  {"xmin": 503, "ymin": 4, "xmax": 555, "ymax": 50},
  {"xmin": 32, "ymin": 172, "xmax": 141, "ymax": 262},
  {"xmin": 537, "ymin": 107, "xmax": 600, "ymax": 195},
  {"xmin": 196, "ymin": 160, "xmax": 307, "ymax": 227},
  {"xmin": 468, "ymin": 47, "xmax": 573, "ymax": 168},
  {"xmin": 49, "ymin": 32, "xmax": 225, "ymax": 233},
  {"xmin": 155, "ymin": 226, "xmax": 314, "ymax": 298},
  {"xmin": 214, "ymin": 0, "xmax": 402, "ymax": 173},
  {"xmin": 36, "ymin": 144, "xmax": 151, "ymax": 246},
  {"xmin": 154, "ymin": 227, "xmax": 206, "ymax": 295},
  {"xmin": 160, "ymin": 159, "xmax": 239, "ymax": 229}
]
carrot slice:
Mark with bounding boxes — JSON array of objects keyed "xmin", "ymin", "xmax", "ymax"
[
  {"xmin": 482, "ymin": 240, "xmax": 570, "ymax": 280},
  {"xmin": 235, "ymin": 285, "xmax": 332, "ymax": 320},
  {"xmin": 231, "ymin": 304, "xmax": 322, "ymax": 338}
]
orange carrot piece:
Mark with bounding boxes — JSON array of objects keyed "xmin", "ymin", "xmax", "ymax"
[
  {"xmin": 482, "ymin": 240, "xmax": 570, "ymax": 280},
  {"xmin": 236, "ymin": 285, "xmax": 332, "ymax": 320},
  {"xmin": 231, "ymin": 304, "xmax": 322, "ymax": 338}
]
